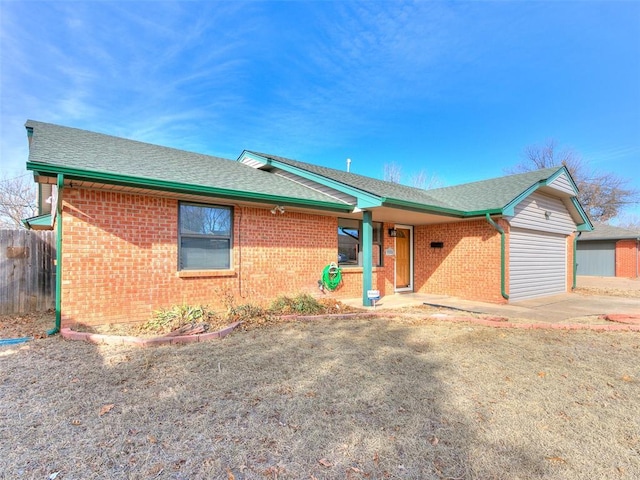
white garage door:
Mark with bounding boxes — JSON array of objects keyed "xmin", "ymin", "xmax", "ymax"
[{"xmin": 510, "ymin": 228, "xmax": 567, "ymax": 301}]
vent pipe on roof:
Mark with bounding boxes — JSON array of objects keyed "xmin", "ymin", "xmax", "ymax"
[{"xmin": 346, "ymin": 158, "xmax": 351, "ymax": 173}]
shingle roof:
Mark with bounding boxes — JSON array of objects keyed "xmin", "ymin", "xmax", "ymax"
[
  {"xmin": 26, "ymin": 120, "xmax": 579, "ymax": 219},
  {"xmin": 248, "ymin": 151, "xmax": 454, "ymax": 209},
  {"xmin": 25, "ymin": 120, "xmax": 348, "ymax": 207},
  {"xmin": 426, "ymin": 168, "xmax": 561, "ymax": 212},
  {"xmin": 250, "ymin": 151, "xmax": 563, "ymax": 214},
  {"xmin": 577, "ymin": 223, "xmax": 640, "ymax": 241}
]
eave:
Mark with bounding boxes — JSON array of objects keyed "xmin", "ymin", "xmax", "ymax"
[{"xmin": 26, "ymin": 162, "xmax": 354, "ymax": 213}]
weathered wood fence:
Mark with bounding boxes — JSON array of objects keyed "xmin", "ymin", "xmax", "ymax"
[{"xmin": 0, "ymin": 229, "xmax": 56, "ymax": 314}]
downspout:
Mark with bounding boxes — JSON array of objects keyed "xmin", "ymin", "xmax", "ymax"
[
  {"xmin": 48, "ymin": 173, "xmax": 64, "ymax": 335},
  {"xmin": 573, "ymin": 232, "xmax": 581, "ymax": 289},
  {"xmin": 485, "ymin": 213, "xmax": 509, "ymax": 300}
]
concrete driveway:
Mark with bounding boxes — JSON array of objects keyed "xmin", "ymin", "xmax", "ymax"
[{"xmin": 347, "ymin": 275, "xmax": 640, "ymax": 323}]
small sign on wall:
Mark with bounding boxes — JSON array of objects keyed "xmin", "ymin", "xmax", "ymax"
[{"xmin": 385, "ymin": 248, "xmax": 395, "ymax": 256}]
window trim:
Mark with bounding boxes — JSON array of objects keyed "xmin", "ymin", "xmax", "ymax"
[
  {"xmin": 178, "ymin": 201, "xmax": 233, "ymax": 271},
  {"xmin": 337, "ymin": 217, "xmax": 383, "ymax": 268}
]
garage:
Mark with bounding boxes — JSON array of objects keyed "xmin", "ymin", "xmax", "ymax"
[
  {"xmin": 576, "ymin": 223, "xmax": 640, "ymax": 278},
  {"xmin": 576, "ymin": 241, "xmax": 616, "ymax": 276},
  {"xmin": 509, "ymin": 227, "xmax": 567, "ymax": 301}
]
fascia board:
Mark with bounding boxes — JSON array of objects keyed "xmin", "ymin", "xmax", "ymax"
[
  {"xmin": 26, "ymin": 162, "xmax": 353, "ymax": 213},
  {"xmin": 240, "ymin": 152, "xmax": 383, "ymax": 208},
  {"xmin": 381, "ymin": 198, "xmax": 468, "ymax": 218},
  {"xmin": 571, "ymin": 197, "xmax": 593, "ymax": 231}
]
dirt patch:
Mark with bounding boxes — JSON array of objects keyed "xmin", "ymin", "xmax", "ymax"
[
  {"xmin": 0, "ymin": 310, "xmax": 54, "ymax": 339},
  {"xmin": 1, "ymin": 318, "xmax": 638, "ymax": 479}
]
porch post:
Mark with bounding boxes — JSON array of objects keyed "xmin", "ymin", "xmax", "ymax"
[{"xmin": 362, "ymin": 210, "xmax": 373, "ymax": 306}]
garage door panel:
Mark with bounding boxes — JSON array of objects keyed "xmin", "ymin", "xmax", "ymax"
[
  {"xmin": 576, "ymin": 241, "xmax": 615, "ymax": 276},
  {"xmin": 510, "ymin": 228, "xmax": 567, "ymax": 301}
]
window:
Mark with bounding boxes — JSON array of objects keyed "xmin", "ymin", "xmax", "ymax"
[
  {"xmin": 338, "ymin": 218, "xmax": 382, "ymax": 267},
  {"xmin": 179, "ymin": 203, "xmax": 232, "ymax": 270}
]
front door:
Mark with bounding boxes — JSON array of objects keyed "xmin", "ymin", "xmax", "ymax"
[{"xmin": 395, "ymin": 226, "xmax": 412, "ymax": 290}]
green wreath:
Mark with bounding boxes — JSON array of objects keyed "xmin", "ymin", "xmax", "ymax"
[{"xmin": 321, "ymin": 262, "xmax": 342, "ymax": 291}]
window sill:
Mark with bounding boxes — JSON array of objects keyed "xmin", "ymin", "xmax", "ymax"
[
  {"xmin": 339, "ymin": 266, "xmax": 385, "ymax": 273},
  {"xmin": 178, "ymin": 269, "xmax": 236, "ymax": 278}
]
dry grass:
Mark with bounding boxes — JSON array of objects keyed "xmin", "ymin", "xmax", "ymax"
[
  {"xmin": 1, "ymin": 316, "xmax": 639, "ymax": 479},
  {"xmin": 574, "ymin": 286, "xmax": 640, "ymax": 298}
]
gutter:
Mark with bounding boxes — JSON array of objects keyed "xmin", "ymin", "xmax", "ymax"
[
  {"xmin": 48, "ymin": 173, "xmax": 64, "ymax": 335},
  {"xmin": 485, "ymin": 213, "xmax": 509, "ymax": 300},
  {"xmin": 27, "ymin": 162, "xmax": 353, "ymax": 213}
]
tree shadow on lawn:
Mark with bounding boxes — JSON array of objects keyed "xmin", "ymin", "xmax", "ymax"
[{"xmin": 0, "ymin": 317, "xmax": 552, "ymax": 479}]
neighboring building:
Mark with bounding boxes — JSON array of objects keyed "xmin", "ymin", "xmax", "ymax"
[
  {"xmin": 576, "ymin": 223, "xmax": 640, "ymax": 278},
  {"xmin": 23, "ymin": 120, "xmax": 592, "ymax": 327}
]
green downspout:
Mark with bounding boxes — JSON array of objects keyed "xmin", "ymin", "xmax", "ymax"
[
  {"xmin": 361, "ymin": 211, "xmax": 373, "ymax": 306},
  {"xmin": 572, "ymin": 232, "xmax": 581, "ymax": 290},
  {"xmin": 48, "ymin": 174, "xmax": 64, "ymax": 335},
  {"xmin": 485, "ymin": 213, "xmax": 509, "ymax": 300}
]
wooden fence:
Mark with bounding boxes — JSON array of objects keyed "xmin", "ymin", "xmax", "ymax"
[{"xmin": 0, "ymin": 229, "xmax": 56, "ymax": 315}]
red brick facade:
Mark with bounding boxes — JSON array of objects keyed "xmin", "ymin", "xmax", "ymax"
[
  {"xmin": 59, "ymin": 187, "xmax": 576, "ymax": 326},
  {"xmin": 616, "ymin": 239, "xmax": 640, "ymax": 278},
  {"xmin": 414, "ymin": 219, "xmax": 506, "ymax": 303},
  {"xmin": 60, "ymin": 188, "xmax": 399, "ymax": 326}
]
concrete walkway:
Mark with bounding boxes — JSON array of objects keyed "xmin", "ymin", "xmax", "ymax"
[{"xmin": 343, "ymin": 288, "xmax": 640, "ymax": 324}]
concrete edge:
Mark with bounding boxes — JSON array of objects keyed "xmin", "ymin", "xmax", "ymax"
[
  {"xmin": 60, "ymin": 321, "xmax": 244, "ymax": 347},
  {"xmin": 57, "ymin": 312, "xmax": 640, "ymax": 348}
]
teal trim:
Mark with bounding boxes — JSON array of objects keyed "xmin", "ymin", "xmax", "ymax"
[
  {"xmin": 22, "ymin": 213, "xmax": 52, "ymax": 229},
  {"xmin": 485, "ymin": 214, "xmax": 509, "ymax": 300},
  {"xmin": 361, "ymin": 211, "xmax": 373, "ymax": 306},
  {"xmin": 381, "ymin": 198, "xmax": 467, "ymax": 217},
  {"xmin": 27, "ymin": 162, "xmax": 353, "ymax": 213},
  {"xmin": 570, "ymin": 198, "xmax": 593, "ymax": 230},
  {"xmin": 502, "ymin": 167, "xmax": 592, "ymax": 229},
  {"xmin": 502, "ymin": 182, "xmax": 544, "ymax": 217},
  {"xmin": 547, "ymin": 167, "xmax": 580, "ymax": 193},
  {"xmin": 49, "ymin": 174, "xmax": 64, "ymax": 335},
  {"xmin": 240, "ymin": 152, "xmax": 383, "ymax": 208}
]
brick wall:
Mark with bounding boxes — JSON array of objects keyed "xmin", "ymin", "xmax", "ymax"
[
  {"xmin": 616, "ymin": 239, "xmax": 640, "ymax": 278},
  {"xmin": 60, "ymin": 188, "xmax": 392, "ymax": 326},
  {"xmin": 413, "ymin": 219, "xmax": 507, "ymax": 303}
]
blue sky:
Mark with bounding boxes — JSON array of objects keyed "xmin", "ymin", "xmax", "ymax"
[{"xmin": 1, "ymin": 1, "xmax": 639, "ymax": 221}]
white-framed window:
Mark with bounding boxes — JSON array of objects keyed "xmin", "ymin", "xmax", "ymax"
[
  {"xmin": 178, "ymin": 202, "xmax": 232, "ymax": 270},
  {"xmin": 338, "ymin": 218, "xmax": 382, "ymax": 267}
]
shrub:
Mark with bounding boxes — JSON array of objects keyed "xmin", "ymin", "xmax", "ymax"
[
  {"xmin": 270, "ymin": 293, "xmax": 324, "ymax": 315},
  {"xmin": 143, "ymin": 305, "xmax": 212, "ymax": 333}
]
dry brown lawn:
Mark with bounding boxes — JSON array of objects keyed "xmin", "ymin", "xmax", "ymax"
[{"xmin": 1, "ymin": 316, "xmax": 639, "ymax": 479}]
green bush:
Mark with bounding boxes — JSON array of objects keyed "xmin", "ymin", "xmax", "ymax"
[{"xmin": 143, "ymin": 305, "xmax": 210, "ymax": 333}]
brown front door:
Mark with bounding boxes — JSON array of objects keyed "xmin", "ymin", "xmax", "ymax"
[{"xmin": 395, "ymin": 228, "xmax": 411, "ymax": 289}]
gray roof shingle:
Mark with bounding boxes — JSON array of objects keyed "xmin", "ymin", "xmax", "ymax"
[
  {"xmin": 25, "ymin": 120, "xmax": 348, "ymax": 207},
  {"xmin": 578, "ymin": 223, "xmax": 640, "ymax": 241},
  {"xmin": 251, "ymin": 151, "xmax": 563, "ymax": 214},
  {"xmin": 26, "ymin": 120, "xmax": 575, "ymax": 218}
]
